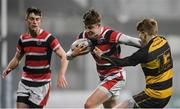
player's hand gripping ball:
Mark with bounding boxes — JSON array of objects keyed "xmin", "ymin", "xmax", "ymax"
[{"xmin": 66, "ymin": 38, "xmax": 92, "ymax": 60}]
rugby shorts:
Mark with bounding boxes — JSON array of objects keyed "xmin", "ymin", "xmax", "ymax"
[
  {"xmin": 133, "ymin": 91, "xmax": 171, "ymax": 108},
  {"xmin": 16, "ymin": 80, "xmax": 51, "ymax": 106},
  {"xmin": 98, "ymin": 70, "xmax": 126, "ymax": 97}
]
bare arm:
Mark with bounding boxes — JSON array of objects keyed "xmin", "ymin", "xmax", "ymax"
[
  {"xmin": 54, "ymin": 46, "xmax": 69, "ymax": 88},
  {"xmin": 2, "ymin": 51, "xmax": 24, "ymax": 78},
  {"xmin": 118, "ymin": 34, "xmax": 141, "ymax": 48}
]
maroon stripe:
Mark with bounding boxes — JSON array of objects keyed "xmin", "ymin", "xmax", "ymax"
[{"xmin": 24, "ymin": 46, "xmax": 47, "ymax": 53}]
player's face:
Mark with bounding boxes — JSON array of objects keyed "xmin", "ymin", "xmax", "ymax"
[
  {"xmin": 26, "ymin": 13, "xmax": 41, "ymax": 32},
  {"xmin": 85, "ymin": 24, "xmax": 101, "ymax": 39}
]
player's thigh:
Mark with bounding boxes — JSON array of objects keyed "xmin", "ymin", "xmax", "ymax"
[
  {"xmin": 17, "ymin": 102, "xmax": 29, "ymax": 108},
  {"xmin": 99, "ymin": 71, "xmax": 126, "ymax": 96},
  {"xmin": 28, "ymin": 82, "xmax": 51, "ymax": 106},
  {"xmin": 85, "ymin": 87, "xmax": 111, "ymax": 107}
]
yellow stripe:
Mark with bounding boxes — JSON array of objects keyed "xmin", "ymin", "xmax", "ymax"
[
  {"xmin": 145, "ymin": 87, "xmax": 173, "ymax": 99},
  {"xmin": 149, "ymin": 37, "xmax": 167, "ymax": 52},
  {"xmin": 146, "ymin": 69, "xmax": 173, "ymax": 84},
  {"xmin": 141, "ymin": 59, "xmax": 159, "ymax": 69}
]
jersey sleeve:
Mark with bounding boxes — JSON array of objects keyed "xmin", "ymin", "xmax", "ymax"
[
  {"xmin": 104, "ymin": 30, "xmax": 122, "ymax": 43},
  {"xmin": 16, "ymin": 37, "xmax": 24, "ymax": 53},
  {"xmin": 77, "ymin": 32, "xmax": 85, "ymax": 39},
  {"xmin": 101, "ymin": 47, "xmax": 148, "ymax": 67},
  {"xmin": 48, "ymin": 35, "xmax": 60, "ymax": 51}
]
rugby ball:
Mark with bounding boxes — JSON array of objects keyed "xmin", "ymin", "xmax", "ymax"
[{"xmin": 66, "ymin": 38, "xmax": 92, "ymax": 60}]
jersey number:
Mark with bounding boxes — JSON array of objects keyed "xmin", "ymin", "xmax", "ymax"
[{"xmin": 157, "ymin": 49, "xmax": 172, "ymax": 73}]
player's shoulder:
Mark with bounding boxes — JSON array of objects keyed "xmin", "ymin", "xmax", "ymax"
[
  {"xmin": 39, "ymin": 30, "xmax": 53, "ymax": 39},
  {"xmin": 20, "ymin": 32, "xmax": 30, "ymax": 40},
  {"xmin": 103, "ymin": 26, "xmax": 112, "ymax": 30},
  {"xmin": 102, "ymin": 26, "xmax": 120, "ymax": 35},
  {"xmin": 78, "ymin": 31, "xmax": 88, "ymax": 39},
  {"xmin": 102, "ymin": 26, "xmax": 121, "ymax": 38}
]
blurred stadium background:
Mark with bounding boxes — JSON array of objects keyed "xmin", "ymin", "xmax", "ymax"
[{"xmin": 1, "ymin": 0, "xmax": 180, "ymax": 108}]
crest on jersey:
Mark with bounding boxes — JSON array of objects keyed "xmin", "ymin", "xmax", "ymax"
[{"xmin": 36, "ymin": 40, "xmax": 42, "ymax": 45}]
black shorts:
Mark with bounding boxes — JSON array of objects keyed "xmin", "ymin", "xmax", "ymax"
[{"xmin": 133, "ymin": 91, "xmax": 171, "ymax": 108}]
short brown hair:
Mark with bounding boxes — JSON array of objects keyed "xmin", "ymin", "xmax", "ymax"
[
  {"xmin": 83, "ymin": 9, "xmax": 101, "ymax": 26},
  {"xmin": 136, "ymin": 18, "xmax": 158, "ymax": 35},
  {"xmin": 26, "ymin": 7, "xmax": 42, "ymax": 19}
]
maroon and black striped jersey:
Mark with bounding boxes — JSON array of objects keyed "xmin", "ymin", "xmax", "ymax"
[
  {"xmin": 16, "ymin": 30, "xmax": 60, "ymax": 84},
  {"xmin": 77, "ymin": 27, "xmax": 124, "ymax": 77}
]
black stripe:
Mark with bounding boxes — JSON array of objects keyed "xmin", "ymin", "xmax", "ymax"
[
  {"xmin": 133, "ymin": 91, "xmax": 149, "ymax": 103},
  {"xmin": 104, "ymin": 30, "xmax": 113, "ymax": 42},
  {"xmin": 25, "ymin": 52, "xmax": 52, "ymax": 61},
  {"xmin": 146, "ymin": 78, "xmax": 172, "ymax": 90},
  {"xmin": 17, "ymin": 96, "xmax": 29, "ymax": 104},
  {"xmin": 23, "ymin": 67, "xmax": 51, "ymax": 74},
  {"xmin": 87, "ymin": 37, "xmax": 99, "ymax": 46},
  {"xmin": 143, "ymin": 68, "xmax": 159, "ymax": 76},
  {"xmin": 46, "ymin": 35, "xmax": 55, "ymax": 48},
  {"xmin": 99, "ymin": 72, "xmax": 119, "ymax": 81},
  {"xmin": 142, "ymin": 65, "xmax": 173, "ymax": 76},
  {"xmin": 18, "ymin": 39, "xmax": 24, "ymax": 52},
  {"xmin": 133, "ymin": 91, "xmax": 171, "ymax": 108},
  {"xmin": 18, "ymin": 39, "xmax": 23, "ymax": 47},
  {"xmin": 96, "ymin": 64, "xmax": 117, "ymax": 70},
  {"xmin": 22, "ymin": 41, "xmax": 48, "ymax": 48},
  {"xmin": 21, "ymin": 79, "xmax": 49, "ymax": 87},
  {"xmin": 146, "ymin": 42, "xmax": 169, "ymax": 62},
  {"xmin": 103, "ymin": 44, "xmax": 120, "ymax": 56},
  {"xmin": 79, "ymin": 32, "xmax": 83, "ymax": 39},
  {"xmin": 28, "ymin": 101, "xmax": 43, "ymax": 108}
]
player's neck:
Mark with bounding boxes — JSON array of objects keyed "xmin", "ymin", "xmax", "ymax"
[
  {"xmin": 28, "ymin": 28, "xmax": 42, "ymax": 37},
  {"xmin": 147, "ymin": 35, "xmax": 156, "ymax": 43}
]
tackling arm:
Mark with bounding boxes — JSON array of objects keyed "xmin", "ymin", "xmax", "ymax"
[
  {"xmin": 93, "ymin": 46, "xmax": 147, "ymax": 67},
  {"xmin": 101, "ymin": 47, "xmax": 147, "ymax": 67}
]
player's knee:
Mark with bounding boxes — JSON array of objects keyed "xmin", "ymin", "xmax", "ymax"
[{"xmin": 84, "ymin": 101, "xmax": 94, "ymax": 108}]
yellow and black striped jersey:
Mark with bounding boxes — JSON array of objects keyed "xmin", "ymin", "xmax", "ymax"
[{"xmin": 102, "ymin": 36, "xmax": 173, "ymax": 99}]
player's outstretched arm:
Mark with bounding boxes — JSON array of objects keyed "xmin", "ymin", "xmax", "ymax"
[
  {"xmin": 118, "ymin": 34, "xmax": 141, "ymax": 48},
  {"xmin": 2, "ymin": 51, "xmax": 24, "ymax": 78},
  {"xmin": 54, "ymin": 46, "xmax": 69, "ymax": 88}
]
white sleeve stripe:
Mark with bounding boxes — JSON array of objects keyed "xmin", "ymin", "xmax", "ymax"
[
  {"xmin": 102, "ymin": 29, "xmax": 110, "ymax": 38},
  {"xmin": 20, "ymin": 35, "xmax": 23, "ymax": 41},
  {"xmin": 116, "ymin": 33, "xmax": 121, "ymax": 43},
  {"xmin": 83, "ymin": 31, "xmax": 86, "ymax": 38},
  {"xmin": 16, "ymin": 48, "xmax": 21, "ymax": 53},
  {"xmin": 53, "ymin": 44, "xmax": 60, "ymax": 51}
]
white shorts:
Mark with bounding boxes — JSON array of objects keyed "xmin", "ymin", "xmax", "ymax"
[
  {"xmin": 98, "ymin": 70, "xmax": 126, "ymax": 97},
  {"xmin": 17, "ymin": 80, "xmax": 51, "ymax": 106}
]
